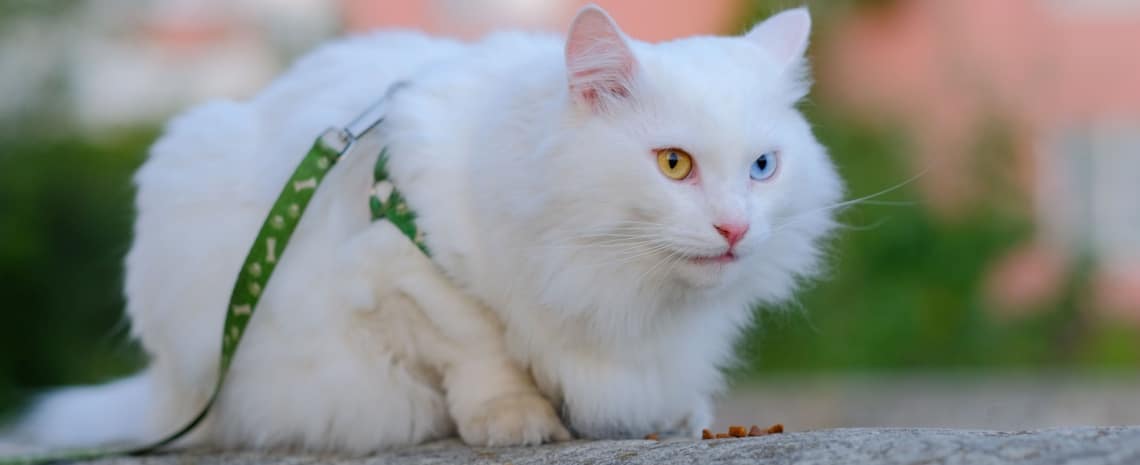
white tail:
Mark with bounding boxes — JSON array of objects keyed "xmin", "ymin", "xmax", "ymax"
[{"xmin": 7, "ymin": 373, "xmax": 154, "ymax": 447}]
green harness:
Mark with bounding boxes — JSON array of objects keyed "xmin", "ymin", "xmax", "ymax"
[{"xmin": 1, "ymin": 96, "xmax": 421, "ymax": 465}]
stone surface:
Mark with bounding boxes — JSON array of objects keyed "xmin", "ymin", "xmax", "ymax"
[
  {"xmin": 715, "ymin": 374, "xmax": 1140, "ymax": 431},
  {"xmin": 5, "ymin": 376, "xmax": 1140, "ymax": 464},
  {"xmin": 50, "ymin": 427, "xmax": 1140, "ymax": 465}
]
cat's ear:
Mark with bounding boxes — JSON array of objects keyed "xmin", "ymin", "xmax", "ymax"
[
  {"xmin": 564, "ymin": 5, "xmax": 637, "ymax": 110},
  {"xmin": 745, "ymin": 7, "xmax": 812, "ymax": 68}
]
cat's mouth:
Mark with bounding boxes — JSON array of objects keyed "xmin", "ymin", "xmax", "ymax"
[{"xmin": 687, "ymin": 251, "xmax": 737, "ymax": 265}]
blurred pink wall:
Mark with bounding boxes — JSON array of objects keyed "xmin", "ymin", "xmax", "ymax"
[
  {"xmin": 342, "ymin": 0, "xmax": 745, "ymax": 41},
  {"xmin": 819, "ymin": 0, "xmax": 1140, "ymax": 211},
  {"xmin": 817, "ymin": 0, "xmax": 1140, "ymax": 323}
]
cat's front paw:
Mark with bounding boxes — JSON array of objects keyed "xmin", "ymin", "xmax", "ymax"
[{"xmin": 456, "ymin": 393, "xmax": 571, "ymax": 446}]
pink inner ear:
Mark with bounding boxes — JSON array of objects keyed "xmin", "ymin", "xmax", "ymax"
[
  {"xmin": 565, "ymin": 7, "xmax": 636, "ymax": 109},
  {"xmin": 570, "ymin": 59, "xmax": 633, "ymax": 104}
]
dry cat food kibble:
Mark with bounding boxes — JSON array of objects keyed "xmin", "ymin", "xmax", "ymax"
[{"xmin": 702, "ymin": 424, "xmax": 785, "ymax": 440}]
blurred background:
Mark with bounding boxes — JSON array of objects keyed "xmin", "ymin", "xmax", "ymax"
[{"xmin": 1, "ymin": 0, "xmax": 1138, "ymax": 433}]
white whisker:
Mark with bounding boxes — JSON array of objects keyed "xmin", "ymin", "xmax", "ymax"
[
  {"xmin": 837, "ymin": 217, "xmax": 893, "ymax": 232},
  {"xmin": 768, "ymin": 169, "xmax": 928, "ymax": 235}
]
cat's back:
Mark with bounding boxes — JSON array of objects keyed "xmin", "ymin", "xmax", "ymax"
[
  {"xmin": 137, "ymin": 31, "xmax": 466, "ymax": 205},
  {"xmin": 125, "ymin": 30, "xmax": 468, "ymax": 353}
]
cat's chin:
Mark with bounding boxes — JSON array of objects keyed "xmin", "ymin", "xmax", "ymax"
[{"xmin": 671, "ymin": 257, "xmax": 738, "ymax": 289}]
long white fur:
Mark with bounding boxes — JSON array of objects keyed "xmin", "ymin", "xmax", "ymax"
[{"xmin": 10, "ymin": 6, "xmax": 842, "ymax": 453}]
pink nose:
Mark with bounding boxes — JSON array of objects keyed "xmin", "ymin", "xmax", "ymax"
[{"xmin": 714, "ymin": 222, "xmax": 750, "ymax": 247}]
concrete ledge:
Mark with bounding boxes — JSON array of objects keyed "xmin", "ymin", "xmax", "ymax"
[{"xmin": 69, "ymin": 427, "xmax": 1140, "ymax": 465}]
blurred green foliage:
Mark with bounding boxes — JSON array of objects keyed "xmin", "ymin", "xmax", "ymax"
[
  {"xmin": 0, "ymin": 130, "xmax": 151, "ymax": 419},
  {"xmin": 0, "ymin": 0, "xmax": 77, "ymax": 19}
]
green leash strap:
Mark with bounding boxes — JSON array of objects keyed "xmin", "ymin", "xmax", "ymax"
[
  {"xmin": 3, "ymin": 94, "xmax": 424, "ymax": 464},
  {"xmin": 369, "ymin": 149, "xmax": 428, "ymax": 253}
]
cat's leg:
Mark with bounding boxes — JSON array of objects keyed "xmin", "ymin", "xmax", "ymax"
[
  {"xmin": 677, "ymin": 396, "xmax": 713, "ymax": 438},
  {"xmin": 397, "ymin": 275, "xmax": 571, "ymax": 446},
  {"xmin": 342, "ymin": 221, "xmax": 569, "ymax": 446}
]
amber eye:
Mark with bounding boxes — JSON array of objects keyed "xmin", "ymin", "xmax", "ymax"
[{"xmin": 656, "ymin": 148, "xmax": 693, "ymax": 180}]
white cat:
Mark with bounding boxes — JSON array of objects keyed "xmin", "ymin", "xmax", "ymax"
[{"xmin": 12, "ymin": 5, "xmax": 842, "ymax": 454}]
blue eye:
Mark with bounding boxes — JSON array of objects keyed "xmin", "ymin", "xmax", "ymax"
[{"xmin": 750, "ymin": 152, "xmax": 778, "ymax": 181}]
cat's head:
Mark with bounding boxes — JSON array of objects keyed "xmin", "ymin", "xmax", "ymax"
[{"xmin": 536, "ymin": 6, "xmax": 843, "ymax": 310}]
